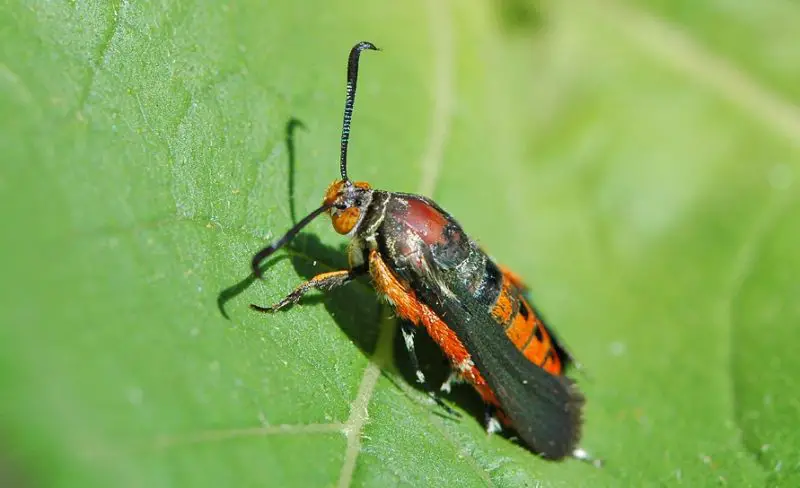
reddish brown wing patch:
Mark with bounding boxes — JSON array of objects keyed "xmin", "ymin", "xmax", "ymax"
[
  {"xmin": 401, "ymin": 198, "xmax": 449, "ymax": 247},
  {"xmin": 368, "ymin": 249, "xmax": 499, "ymax": 406}
]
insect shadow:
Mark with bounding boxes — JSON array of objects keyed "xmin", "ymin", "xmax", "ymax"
[
  {"xmin": 217, "ymin": 117, "xmax": 307, "ymax": 321},
  {"xmin": 214, "ymin": 116, "xmax": 500, "ymax": 437},
  {"xmin": 215, "ymin": 115, "xmax": 382, "ymax": 357}
]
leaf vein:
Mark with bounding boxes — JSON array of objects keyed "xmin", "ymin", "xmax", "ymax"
[
  {"xmin": 76, "ymin": 0, "xmax": 124, "ymax": 114},
  {"xmin": 338, "ymin": 1, "xmax": 456, "ymax": 484}
]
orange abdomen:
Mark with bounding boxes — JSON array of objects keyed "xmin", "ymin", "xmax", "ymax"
[{"xmin": 491, "ymin": 273, "xmax": 563, "ymax": 376}]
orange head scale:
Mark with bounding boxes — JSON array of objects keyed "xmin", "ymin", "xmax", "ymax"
[
  {"xmin": 251, "ymin": 41, "xmax": 378, "ymax": 277},
  {"xmin": 323, "ymin": 179, "xmax": 373, "ymax": 235}
]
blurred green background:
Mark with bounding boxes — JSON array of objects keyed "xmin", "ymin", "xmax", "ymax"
[{"xmin": 2, "ymin": 0, "xmax": 799, "ymax": 486}]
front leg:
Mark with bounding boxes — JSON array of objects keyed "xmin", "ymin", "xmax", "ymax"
[{"xmin": 251, "ymin": 264, "xmax": 367, "ymax": 313}]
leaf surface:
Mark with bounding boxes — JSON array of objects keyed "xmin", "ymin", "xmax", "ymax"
[{"xmin": 2, "ymin": 0, "xmax": 798, "ymax": 486}]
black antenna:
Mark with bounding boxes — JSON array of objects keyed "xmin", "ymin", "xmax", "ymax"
[
  {"xmin": 251, "ymin": 203, "xmax": 332, "ymax": 279},
  {"xmin": 340, "ymin": 41, "xmax": 379, "ymax": 181},
  {"xmin": 252, "ymin": 43, "xmax": 379, "ymax": 280}
]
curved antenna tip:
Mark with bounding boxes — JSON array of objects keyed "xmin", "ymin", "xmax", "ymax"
[
  {"xmin": 354, "ymin": 41, "xmax": 380, "ymax": 52},
  {"xmin": 340, "ymin": 41, "xmax": 380, "ymax": 181}
]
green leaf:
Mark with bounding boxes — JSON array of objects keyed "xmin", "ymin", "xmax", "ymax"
[{"xmin": 2, "ymin": 0, "xmax": 799, "ymax": 486}]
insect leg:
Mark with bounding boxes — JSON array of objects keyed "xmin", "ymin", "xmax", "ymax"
[
  {"xmin": 400, "ymin": 321, "xmax": 460, "ymax": 417},
  {"xmin": 484, "ymin": 404, "xmax": 503, "ymax": 435},
  {"xmin": 251, "ymin": 264, "xmax": 367, "ymax": 313},
  {"xmin": 572, "ymin": 447, "xmax": 604, "ymax": 468},
  {"xmin": 439, "ymin": 369, "xmax": 465, "ymax": 394}
]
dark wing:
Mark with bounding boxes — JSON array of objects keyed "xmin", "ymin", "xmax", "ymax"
[
  {"xmin": 423, "ymin": 281, "xmax": 584, "ymax": 459},
  {"xmin": 461, "ymin": 318, "xmax": 584, "ymax": 459}
]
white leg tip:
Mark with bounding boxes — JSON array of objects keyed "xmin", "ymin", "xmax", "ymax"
[
  {"xmin": 572, "ymin": 447, "xmax": 603, "ymax": 468},
  {"xmin": 486, "ymin": 416, "xmax": 503, "ymax": 435},
  {"xmin": 440, "ymin": 370, "xmax": 464, "ymax": 393}
]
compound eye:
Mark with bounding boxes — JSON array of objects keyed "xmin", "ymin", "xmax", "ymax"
[{"xmin": 331, "ymin": 207, "xmax": 361, "ymax": 235}]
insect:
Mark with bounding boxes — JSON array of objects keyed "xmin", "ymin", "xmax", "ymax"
[{"xmin": 251, "ymin": 41, "xmax": 595, "ymax": 463}]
